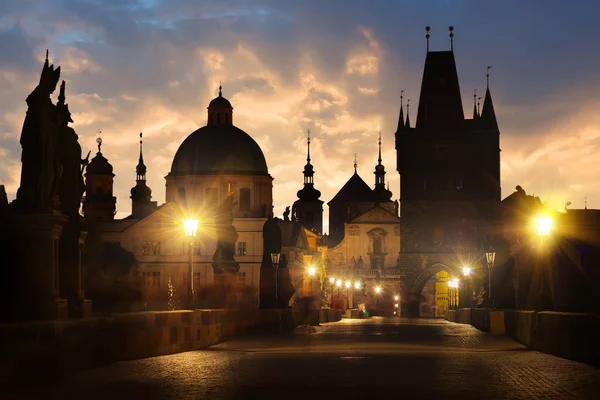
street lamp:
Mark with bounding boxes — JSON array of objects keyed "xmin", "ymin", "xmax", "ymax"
[
  {"xmin": 271, "ymin": 253, "xmax": 281, "ymax": 307},
  {"xmin": 183, "ymin": 219, "xmax": 199, "ymax": 309},
  {"xmin": 535, "ymin": 214, "xmax": 553, "ymax": 310},
  {"xmin": 329, "ymin": 276, "xmax": 335, "ymax": 308},
  {"xmin": 375, "ymin": 286, "xmax": 382, "ymax": 294},
  {"xmin": 485, "ymin": 246, "xmax": 496, "ymax": 307},
  {"xmin": 307, "ymin": 266, "xmax": 316, "ymax": 277},
  {"xmin": 462, "ymin": 266, "xmax": 471, "ymax": 276}
]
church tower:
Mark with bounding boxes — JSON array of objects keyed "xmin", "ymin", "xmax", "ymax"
[
  {"xmin": 83, "ymin": 137, "xmax": 116, "ymax": 221},
  {"xmin": 130, "ymin": 132, "xmax": 157, "ymax": 219},
  {"xmin": 293, "ymin": 130, "xmax": 323, "ymax": 234},
  {"xmin": 395, "ymin": 27, "xmax": 501, "ymax": 316},
  {"xmin": 372, "ymin": 133, "xmax": 394, "ymax": 214}
]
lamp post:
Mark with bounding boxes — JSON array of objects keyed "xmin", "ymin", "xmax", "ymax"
[
  {"xmin": 329, "ymin": 277, "xmax": 335, "ymax": 308},
  {"xmin": 535, "ymin": 216, "xmax": 553, "ymax": 310},
  {"xmin": 485, "ymin": 246, "xmax": 496, "ymax": 308},
  {"xmin": 462, "ymin": 266, "xmax": 471, "ymax": 308},
  {"xmin": 183, "ymin": 219, "xmax": 199, "ymax": 309},
  {"xmin": 345, "ymin": 281, "xmax": 351, "ymax": 309},
  {"xmin": 271, "ymin": 253, "xmax": 281, "ymax": 308}
]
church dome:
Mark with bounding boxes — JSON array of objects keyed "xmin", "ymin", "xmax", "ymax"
[{"xmin": 169, "ymin": 125, "xmax": 269, "ymax": 176}]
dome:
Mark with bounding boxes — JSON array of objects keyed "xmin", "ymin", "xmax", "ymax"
[
  {"xmin": 169, "ymin": 125, "xmax": 269, "ymax": 176},
  {"xmin": 209, "ymin": 95, "xmax": 232, "ymax": 109},
  {"xmin": 86, "ymin": 152, "xmax": 113, "ymax": 175}
]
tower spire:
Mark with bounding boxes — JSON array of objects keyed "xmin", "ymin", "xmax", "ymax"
[
  {"xmin": 219, "ymin": 81, "xmax": 222, "ymax": 97},
  {"xmin": 377, "ymin": 131, "xmax": 382, "ymax": 165},
  {"xmin": 405, "ymin": 99, "xmax": 411, "ymax": 128},
  {"xmin": 354, "ymin": 153, "xmax": 358, "ymax": 174},
  {"xmin": 397, "ymin": 90, "xmax": 405, "ymax": 131},
  {"xmin": 472, "ymin": 89, "xmax": 478, "ymax": 119},
  {"xmin": 306, "ymin": 129, "xmax": 311, "ymax": 164},
  {"xmin": 477, "ymin": 96, "xmax": 482, "ymax": 117},
  {"xmin": 425, "ymin": 26, "xmax": 431, "ymax": 52},
  {"xmin": 136, "ymin": 131, "xmax": 147, "ymax": 182},
  {"xmin": 449, "ymin": 26, "xmax": 454, "ymax": 51},
  {"xmin": 487, "ymin": 66, "xmax": 492, "ymax": 89}
]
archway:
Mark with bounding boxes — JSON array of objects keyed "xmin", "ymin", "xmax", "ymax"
[{"xmin": 404, "ymin": 263, "xmax": 462, "ymax": 318}]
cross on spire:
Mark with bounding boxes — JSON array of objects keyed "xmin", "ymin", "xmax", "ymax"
[
  {"xmin": 425, "ymin": 26, "xmax": 431, "ymax": 52},
  {"xmin": 487, "ymin": 66, "xmax": 492, "ymax": 89},
  {"xmin": 306, "ymin": 129, "xmax": 311, "ymax": 163},
  {"xmin": 449, "ymin": 26, "xmax": 454, "ymax": 51},
  {"xmin": 354, "ymin": 153, "xmax": 358, "ymax": 173},
  {"xmin": 378, "ymin": 131, "xmax": 382, "ymax": 165}
]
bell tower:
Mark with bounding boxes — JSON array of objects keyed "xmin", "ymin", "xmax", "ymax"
[
  {"xmin": 130, "ymin": 132, "xmax": 157, "ymax": 218},
  {"xmin": 83, "ymin": 137, "xmax": 116, "ymax": 221},
  {"xmin": 293, "ymin": 130, "xmax": 324, "ymax": 234}
]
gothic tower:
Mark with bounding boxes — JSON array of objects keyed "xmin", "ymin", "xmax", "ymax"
[
  {"xmin": 83, "ymin": 137, "xmax": 116, "ymax": 221},
  {"xmin": 130, "ymin": 132, "xmax": 157, "ymax": 219},
  {"xmin": 395, "ymin": 27, "xmax": 501, "ymax": 316},
  {"xmin": 293, "ymin": 130, "xmax": 323, "ymax": 234}
]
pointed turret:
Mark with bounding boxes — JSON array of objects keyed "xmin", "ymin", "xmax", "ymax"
[
  {"xmin": 472, "ymin": 89, "xmax": 478, "ymax": 119},
  {"xmin": 130, "ymin": 132, "xmax": 157, "ymax": 219},
  {"xmin": 396, "ymin": 91, "xmax": 405, "ymax": 132},
  {"xmin": 405, "ymin": 99, "xmax": 411, "ymax": 129},
  {"xmin": 207, "ymin": 84, "xmax": 233, "ymax": 126},
  {"xmin": 293, "ymin": 129, "xmax": 323, "ymax": 233},
  {"xmin": 481, "ymin": 67, "xmax": 498, "ymax": 130}
]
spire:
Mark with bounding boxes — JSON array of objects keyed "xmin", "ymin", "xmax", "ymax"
[
  {"xmin": 96, "ymin": 136, "xmax": 103, "ymax": 153},
  {"xmin": 477, "ymin": 96, "xmax": 482, "ymax": 117},
  {"xmin": 396, "ymin": 90, "xmax": 405, "ymax": 131},
  {"xmin": 354, "ymin": 153, "xmax": 358, "ymax": 174},
  {"xmin": 425, "ymin": 26, "xmax": 431, "ymax": 52},
  {"xmin": 219, "ymin": 81, "xmax": 222, "ymax": 97},
  {"xmin": 405, "ymin": 99, "xmax": 411, "ymax": 129},
  {"xmin": 449, "ymin": 26, "xmax": 454, "ymax": 52},
  {"xmin": 377, "ymin": 131, "xmax": 382, "ymax": 165},
  {"xmin": 136, "ymin": 131, "xmax": 147, "ymax": 182},
  {"xmin": 373, "ymin": 133, "xmax": 392, "ymax": 202},
  {"xmin": 297, "ymin": 128, "xmax": 322, "ymax": 202},
  {"xmin": 481, "ymin": 66, "xmax": 498, "ymax": 130},
  {"xmin": 58, "ymin": 80, "xmax": 66, "ymax": 106},
  {"xmin": 307, "ymin": 129, "xmax": 311, "ymax": 164},
  {"xmin": 207, "ymin": 83, "xmax": 233, "ymax": 126}
]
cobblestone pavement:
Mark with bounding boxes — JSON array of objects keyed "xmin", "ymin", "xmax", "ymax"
[{"xmin": 5, "ymin": 318, "xmax": 600, "ymax": 399}]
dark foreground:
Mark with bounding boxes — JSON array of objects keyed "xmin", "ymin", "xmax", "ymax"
[{"xmin": 4, "ymin": 318, "xmax": 600, "ymax": 399}]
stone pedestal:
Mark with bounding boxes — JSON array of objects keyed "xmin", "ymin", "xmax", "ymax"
[{"xmin": 0, "ymin": 212, "xmax": 70, "ymax": 322}]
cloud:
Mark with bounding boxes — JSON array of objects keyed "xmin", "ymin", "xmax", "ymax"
[{"xmin": 2, "ymin": 0, "xmax": 600, "ymax": 232}]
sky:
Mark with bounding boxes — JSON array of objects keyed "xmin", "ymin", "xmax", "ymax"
[{"xmin": 2, "ymin": 0, "xmax": 600, "ymax": 233}]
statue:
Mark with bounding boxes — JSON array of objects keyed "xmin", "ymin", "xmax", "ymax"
[
  {"xmin": 212, "ymin": 192, "xmax": 239, "ymax": 274},
  {"xmin": 357, "ymin": 255, "xmax": 364, "ymax": 268},
  {"xmin": 16, "ymin": 50, "xmax": 61, "ymax": 213},
  {"xmin": 56, "ymin": 81, "xmax": 89, "ymax": 218},
  {"xmin": 291, "ymin": 204, "xmax": 297, "ymax": 222},
  {"xmin": 283, "ymin": 206, "xmax": 290, "ymax": 222},
  {"xmin": 259, "ymin": 215, "xmax": 283, "ymax": 308}
]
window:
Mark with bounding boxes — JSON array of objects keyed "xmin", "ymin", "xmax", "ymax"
[
  {"xmin": 178, "ymin": 188, "xmax": 186, "ymax": 205},
  {"xmin": 237, "ymin": 272, "xmax": 246, "ymax": 283},
  {"xmin": 237, "ymin": 241, "xmax": 247, "ymax": 256},
  {"xmin": 373, "ymin": 237, "xmax": 382, "ymax": 254},
  {"xmin": 217, "ymin": 113, "xmax": 221, "ymax": 124},
  {"xmin": 225, "ymin": 113, "xmax": 229, "ymax": 123},
  {"xmin": 240, "ymin": 188, "xmax": 251, "ymax": 211},
  {"xmin": 142, "ymin": 241, "xmax": 152, "ymax": 255},
  {"xmin": 185, "ymin": 242, "xmax": 202, "ymax": 255},
  {"xmin": 144, "ymin": 271, "xmax": 160, "ymax": 287},
  {"xmin": 152, "ymin": 242, "xmax": 161, "ymax": 255}
]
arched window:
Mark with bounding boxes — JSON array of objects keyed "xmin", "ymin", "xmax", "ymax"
[
  {"xmin": 373, "ymin": 237, "xmax": 382, "ymax": 254},
  {"xmin": 216, "ymin": 113, "xmax": 221, "ymax": 124},
  {"xmin": 240, "ymin": 188, "xmax": 251, "ymax": 211},
  {"xmin": 225, "ymin": 113, "xmax": 229, "ymax": 123},
  {"xmin": 178, "ymin": 188, "xmax": 186, "ymax": 205}
]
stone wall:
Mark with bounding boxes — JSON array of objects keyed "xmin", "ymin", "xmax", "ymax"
[
  {"xmin": 447, "ymin": 309, "xmax": 600, "ymax": 367},
  {"xmin": 0, "ymin": 308, "xmax": 301, "ymax": 387}
]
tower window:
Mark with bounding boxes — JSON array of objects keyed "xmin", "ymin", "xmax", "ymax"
[
  {"xmin": 217, "ymin": 113, "xmax": 221, "ymax": 124},
  {"xmin": 240, "ymin": 188, "xmax": 251, "ymax": 211},
  {"xmin": 226, "ymin": 113, "xmax": 229, "ymax": 123},
  {"xmin": 237, "ymin": 241, "xmax": 247, "ymax": 256}
]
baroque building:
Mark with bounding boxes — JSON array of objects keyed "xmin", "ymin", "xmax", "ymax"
[
  {"xmin": 86, "ymin": 88, "xmax": 274, "ymax": 308},
  {"xmin": 395, "ymin": 28, "xmax": 502, "ymax": 317}
]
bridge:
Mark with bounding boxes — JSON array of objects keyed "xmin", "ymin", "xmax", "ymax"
[{"xmin": 4, "ymin": 317, "xmax": 599, "ymax": 398}]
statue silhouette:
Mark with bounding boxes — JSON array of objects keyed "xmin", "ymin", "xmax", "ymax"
[{"xmin": 16, "ymin": 51, "xmax": 61, "ymax": 212}]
